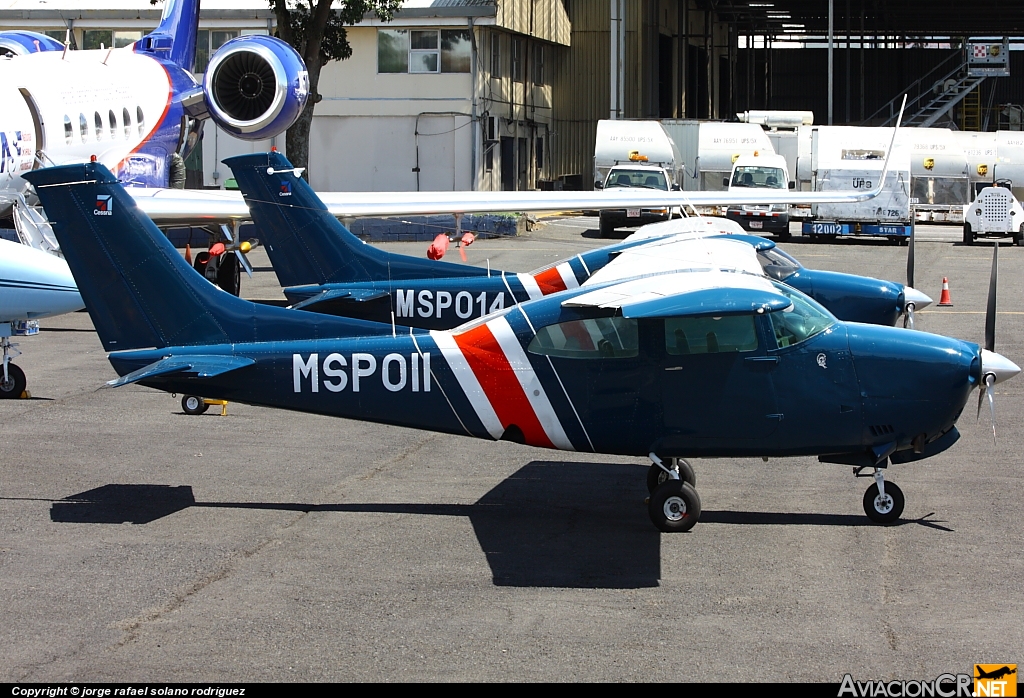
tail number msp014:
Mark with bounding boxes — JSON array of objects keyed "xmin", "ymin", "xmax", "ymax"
[
  {"xmin": 293, "ymin": 352, "xmax": 431, "ymax": 393},
  {"xmin": 395, "ymin": 290, "xmax": 505, "ymax": 320}
]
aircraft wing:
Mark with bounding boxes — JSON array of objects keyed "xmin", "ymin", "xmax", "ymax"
[
  {"xmin": 562, "ymin": 269, "xmax": 789, "ymax": 318},
  {"xmin": 289, "ymin": 287, "xmax": 390, "ymax": 311},
  {"xmin": 105, "ymin": 355, "xmax": 256, "ymax": 388},
  {"xmin": 582, "ymin": 235, "xmax": 764, "ymax": 287},
  {"xmin": 127, "ymin": 183, "xmax": 887, "ymax": 227}
]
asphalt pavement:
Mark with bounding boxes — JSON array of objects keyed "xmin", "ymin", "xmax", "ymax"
[{"xmin": 1, "ymin": 218, "xmax": 1021, "ymax": 682}]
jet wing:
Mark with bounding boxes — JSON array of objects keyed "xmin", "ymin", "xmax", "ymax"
[
  {"xmin": 128, "ymin": 185, "xmax": 890, "ymax": 226},
  {"xmin": 105, "ymin": 355, "xmax": 256, "ymax": 388},
  {"xmin": 563, "ymin": 270, "xmax": 791, "ymax": 318}
]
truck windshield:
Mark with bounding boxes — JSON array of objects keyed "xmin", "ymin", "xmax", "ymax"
[
  {"xmin": 605, "ymin": 169, "xmax": 668, "ymax": 190},
  {"xmin": 730, "ymin": 166, "xmax": 786, "ymax": 189}
]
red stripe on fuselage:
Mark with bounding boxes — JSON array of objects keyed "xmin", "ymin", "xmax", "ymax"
[
  {"xmin": 116, "ymin": 62, "xmax": 174, "ymax": 176},
  {"xmin": 452, "ymin": 324, "xmax": 554, "ymax": 448},
  {"xmin": 532, "ymin": 267, "xmax": 568, "ymax": 295}
]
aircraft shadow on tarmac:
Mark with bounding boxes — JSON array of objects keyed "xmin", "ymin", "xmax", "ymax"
[{"xmin": 46, "ymin": 462, "xmax": 951, "ymax": 588}]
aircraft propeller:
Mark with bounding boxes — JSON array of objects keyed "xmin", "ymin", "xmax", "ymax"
[
  {"xmin": 975, "ymin": 242, "xmax": 1018, "ymax": 441},
  {"xmin": 900, "ymin": 224, "xmax": 933, "ymax": 329},
  {"xmin": 219, "ymin": 224, "xmax": 259, "ymax": 278}
]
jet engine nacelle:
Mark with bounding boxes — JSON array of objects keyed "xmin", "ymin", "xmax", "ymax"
[
  {"xmin": 0, "ymin": 31, "xmax": 64, "ymax": 57},
  {"xmin": 203, "ymin": 35, "xmax": 309, "ymax": 141}
]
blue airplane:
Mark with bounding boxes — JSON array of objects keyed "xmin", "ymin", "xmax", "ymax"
[
  {"xmin": 223, "ymin": 152, "xmax": 931, "ymax": 330},
  {"xmin": 25, "ymin": 162, "xmax": 1019, "ymax": 532}
]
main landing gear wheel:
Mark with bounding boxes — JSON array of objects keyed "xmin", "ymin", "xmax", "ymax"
[
  {"xmin": 181, "ymin": 395, "xmax": 210, "ymax": 415},
  {"xmin": 863, "ymin": 481, "xmax": 905, "ymax": 524},
  {"xmin": 646, "ymin": 458, "xmax": 696, "ymax": 494},
  {"xmin": 648, "ymin": 480, "xmax": 701, "ymax": 532},
  {"xmin": 0, "ymin": 363, "xmax": 26, "ymax": 398}
]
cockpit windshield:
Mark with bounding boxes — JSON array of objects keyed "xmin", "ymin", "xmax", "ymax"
[
  {"xmin": 605, "ymin": 169, "xmax": 668, "ymax": 190},
  {"xmin": 757, "ymin": 247, "xmax": 802, "ymax": 281},
  {"xmin": 730, "ymin": 166, "xmax": 786, "ymax": 189},
  {"xmin": 768, "ymin": 282, "xmax": 836, "ymax": 348}
]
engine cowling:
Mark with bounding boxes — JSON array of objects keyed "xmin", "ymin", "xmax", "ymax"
[
  {"xmin": 203, "ymin": 35, "xmax": 309, "ymax": 141},
  {"xmin": 0, "ymin": 31, "xmax": 64, "ymax": 57}
]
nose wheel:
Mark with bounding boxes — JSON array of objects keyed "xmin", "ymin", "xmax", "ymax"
[
  {"xmin": 862, "ymin": 469, "xmax": 905, "ymax": 524},
  {"xmin": 646, "ymin": 454, "xmax": 701, "ymax": 531},
  {"xmin": 646, "ymin": 457, "xmax": 696, "ymax": 493}
]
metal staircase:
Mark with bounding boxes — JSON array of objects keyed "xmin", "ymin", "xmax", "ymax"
[
  {"xmin": 960, "ymin": 83, "xmax": 983, "ymax": 131},
  {"xmin": 863, "ymin": 50, "xmax": 985, "ymax": 128}
]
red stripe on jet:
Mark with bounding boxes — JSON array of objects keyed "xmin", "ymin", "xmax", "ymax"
[
  {"xmin": 532, "ymin": 267, "xmax": 568, "ymax": 295},
  {"xmin": 452, "ymin": 324, "xmax": 553, "ymax": 448}
]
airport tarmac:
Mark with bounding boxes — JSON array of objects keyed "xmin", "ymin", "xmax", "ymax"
[{"xmin": 2, "ymin": 218, "xmax": 1022, "ymax": 682}]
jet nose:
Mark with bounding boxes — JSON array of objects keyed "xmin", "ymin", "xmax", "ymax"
[
  {"xmin": 903, "ymin": 286, "xmax": 932, "ymax": 311},
  {"xmin": 981, "ymin": 349, "xmax": 1021, "ymax": 385}
]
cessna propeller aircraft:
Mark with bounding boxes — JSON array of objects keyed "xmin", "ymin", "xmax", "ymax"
[
  {"xmin": 0, "ymin": 238, "xmax": 83, "ymax": 397},
  {"xmin": 25, "ymin": 160, "xmax": 1020, "ymax": 531},
  {"xmin": 213, "ymin": 150, "xmax": 930, "ymax": 330}
]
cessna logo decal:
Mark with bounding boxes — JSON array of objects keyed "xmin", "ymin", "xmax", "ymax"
[
  {"xmin": 279, "ymin": 180, "xmax": 292, "ymax": 197},
  {"xmin": 817, "ymin": 352, "xmax": 827, "ymax": 369},
  {"xmin": 431, "ymin": 317, "xmax": 573, "ymax": 451},
  {"xmin": 293, "ymin": 352, "xmax": 431, "ymax": 393},
  {"xmin": 94, "ymin": 194, "xmax": 112, "ymax": 216}
]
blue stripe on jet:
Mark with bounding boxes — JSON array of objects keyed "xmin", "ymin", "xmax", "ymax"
[{"xmin": 0, "ymin": 278, "xmax": 79, "ymax": 292}]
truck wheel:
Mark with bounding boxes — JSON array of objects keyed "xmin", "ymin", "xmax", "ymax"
[
  {"xmin": 1016, "ymin": 224, "xmax": 1024, "ymax": 246},
  {"xmin": 963, "ymin": 222, "xmax": 973, "ymax": 245},
  {"xmin": 598, "ymin": 217, "xmax": 614, "ymax": 238}
]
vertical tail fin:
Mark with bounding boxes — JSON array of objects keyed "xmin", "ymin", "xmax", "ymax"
[
  {"xmin": 23, "ymin": 163, "xmax": 391, "ymax": 352},
  {"xmin": 135, "ymin": 0, "xmax": 200, "ymax": 72},
  {"xmin": 225, "ymin": 152, "xmax": 491, "ymax": 289}
]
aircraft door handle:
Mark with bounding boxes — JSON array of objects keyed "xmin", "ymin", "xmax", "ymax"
[{"xmin": 745, "ymin": 356, "xmax": 779, "ymax": 370}]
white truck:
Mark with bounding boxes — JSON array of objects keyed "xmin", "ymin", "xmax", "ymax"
[
  {"xmin": 593, "ymin": 120, "xmax": 682, "ymax": 237},
  {"xmin": 963, "ymin": 180, "xmax": 1024, "ymax": 245},
  {"xmin": 723, "ymin": 152, "xmax": 794, "ymax": 239}
]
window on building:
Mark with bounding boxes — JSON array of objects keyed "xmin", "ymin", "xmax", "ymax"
[
  {"xmin": 377, "ymin": 29, "xmax": 472, "ymax": 74},
  {"xmin": 81, "ymin": 30, "xmax": 141, "ymax": 51},
  {"xmin": 536, "ymin": 137, "xmax": 544, "ymax": 171},
  {"xmin": 194, "ymin": 30, "xmax": 239, "ymax": 73},
  {"xmin": 485, "ymin": 142, "xmax": 494, "ymax": 172},
  {"xmin": 63, "ymin": 115, "xmax": 72, "ymax": 145},
  {"xmin": 44, "ymin": 29, "xmax": 68, "ymax": 44},
  {"xmin": 511, "ymin": 37, "xmax": 524, "ymax": 83},
  {"xmin": 490, "ymin": 33, "xmax": 500, "ymax": 77},
  {"xmin": 532, "ymin": 43, "xmax": 545, "ymax": 85},
  {"xmin": 113, "ymin": 31, "xmax": 142, "ymax": 48},
  {"xmin": 123, "ymin": 108, "xmax": 132, "ymax": 140}
]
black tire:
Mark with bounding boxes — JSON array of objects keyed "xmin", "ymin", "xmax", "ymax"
[
  {"xmin": 963, "ymin": 222, "xmax": 973, "ymax": 245},
  {"xmin": 0, "ymin": 363, "xmax": 26, "ymax": 399},
  {"xmin": 863, "ymin": 481, "xmax": 905, "ymax": 524},
  {"xmin": 1016, "ymin": 224, "xmax": 1024, "ymax": 246},
  {"xmin": 776, "ymin": 230, "xmax": 793, "ymax": 242},
  {"xmin": 598, "ymin": 216, "xmax": 614, "ymax": 238},
  {"xmin": 646, "ymin": 459, "xmax": 696, "ymax": 494},
  {"xmin": 181, "ymin": 395, "xmax": 209, "ymax": 415},
  {"xmin": 217, "ymin": 253, "xmax": 241, "ymax": 296},
  {"xmin": 648, "ymin": 480, "xmax": 701, "ymax": 532}
]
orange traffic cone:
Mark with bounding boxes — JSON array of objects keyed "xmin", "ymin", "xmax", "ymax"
[
  {"xmin": 184, "ymin": 243, "xmax": 192, "ymax": 265},
  {"xmin": 937, "ymin": 277, "xmax": 953, "ymax": 306}
]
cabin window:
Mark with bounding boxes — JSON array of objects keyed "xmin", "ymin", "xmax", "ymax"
[
  {"xmin": 194, "ymin": 30, "xmax": 239, "ymax": 73},
  {"xmin": 136, "ymin": 107, "xmax": 145, "ymax": 137},
  {"xmin": 528, "ymin": 317, "xmax": 638, "ymax": 359},
  {"xmin": 94, "ymin": 112, "xmax": 103, "ymax": 140},
  {"xmin": 108, "ymin": 110, "xmax": 117, "ymax": 139},
  {"xmin": 768, "ymin": 282, "xmax": 836, "ymax": 348},
  {"xmin": 377, "ymin": 29, "xmax": 471, "ymax": 74},
  {"xmin": 123, "ymin": 108, "xmax": 131, "ymax": 139},
  {"xmin": 79, "ymin": 114, "xmax": 88, "ymax": 143},
  {"xmin": 665, "ymin": 316, "xmax": 758, "ymax": 355},
  {"xmin": 63, "ymin": 115, "xmax": 73, "ymax": 145}
]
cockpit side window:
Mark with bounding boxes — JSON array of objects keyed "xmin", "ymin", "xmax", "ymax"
[
  {"xmin": 757, "ymin": 247, "xmax": 801, "ymax": 281},
  {"xmin": 665, "ymin": 315, "xmax": 759, "ymax": 355},
  {"xmin": 528, "ymin": 316, "xmax": 638, "ymax": 359},
  {"xmin": 768, "ymin": 282, "xmax": 835, "ymax": 348}
]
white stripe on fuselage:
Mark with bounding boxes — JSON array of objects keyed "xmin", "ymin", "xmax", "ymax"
[
  {"xmin": 516, "ymin": 273, "xmax": 544, "ymax": 300},
  {"xmin": 430, "ymin": 330, "xmax": 504, "ymax": 439}
]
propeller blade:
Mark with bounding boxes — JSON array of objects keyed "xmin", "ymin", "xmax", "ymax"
[
  {"xmin": 907, "ymin": 222, "xmax": 915, "ymax": 289},
  {"xmin": 219, "ymin": 223, "xmax": 235, "ymax": 244},
  {"xmin": 987, "ymin": 378, "xmax": 996, "ymax": 442},
  {"xmin": 985, "ymin": 242, "xmax": 998, "ymax": 352},
  {"xmin": 236, "ymin": 249, "xmax": 253, "ymax": 278},
  {"xmin": 904, "ymin": 304, "xmax": 915, "ymax": 330}
]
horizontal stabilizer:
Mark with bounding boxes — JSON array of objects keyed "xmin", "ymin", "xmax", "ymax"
[
  {"xmin": 106, "ymin": 355, "xmax": 256, "ymax": 388},
  {"xmin": 288, "ymin": 287, "xmax": 390, "ymax": 311}
]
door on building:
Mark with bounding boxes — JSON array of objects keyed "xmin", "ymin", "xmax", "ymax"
[
  {"xmin": 501, "ymin": 136, "xmax": 515, "ymax": 191},
  {"xmin": 659, "ymin": 34, "xmax": 674, "ymax": 118}
]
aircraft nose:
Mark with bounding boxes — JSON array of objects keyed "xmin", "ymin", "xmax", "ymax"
[
  {"xmin": 981, "ymin": 349, "xmax": 1021, "ymax": 385},
  {"xmin": 903, "ymin": 286, "xmax": 932, "ymax": 311}
]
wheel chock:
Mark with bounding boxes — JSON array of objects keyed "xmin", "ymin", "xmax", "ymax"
[
  {"xmin": 20, "ymin": 390, "xmax": 31, "ymax": 399},
  {"xmin": 203, "ymin": 398, "xmax": 229, "ymax": 416}
]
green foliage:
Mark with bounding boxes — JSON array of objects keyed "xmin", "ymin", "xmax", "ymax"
[{"xmin": 271, "ymin": 0, "xmax": 402, "ymax": 65}]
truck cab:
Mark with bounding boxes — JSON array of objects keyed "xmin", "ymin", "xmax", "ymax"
[
  {"xmin": 723, "ymin": 153, "xmax": 793, "ymax": 239},
  {"xmin": 595, "ymin": 153, "xmax": 679, "ymax": 237}
]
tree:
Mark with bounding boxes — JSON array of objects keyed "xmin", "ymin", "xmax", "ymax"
[{"xmin": 271, "ymin": 0, "xmax": 402, "ymax": 174}]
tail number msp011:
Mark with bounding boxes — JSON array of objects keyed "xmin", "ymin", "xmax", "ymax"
[
  {"xmin": 395, "ymin": 290, "xmax": 504, "ymax": 320},
  {"xmin": 293, "ymin": 352, "xmax": 431, "ymax": 393}
]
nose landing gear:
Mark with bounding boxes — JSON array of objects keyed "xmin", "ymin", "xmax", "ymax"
[
  {"xmin": 861, "ymin": 467, "xmax": 905, "ymax": 524},
  {"xmin": 646, "ymin": 454, "xmax": 701, "ymax": 532}
]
